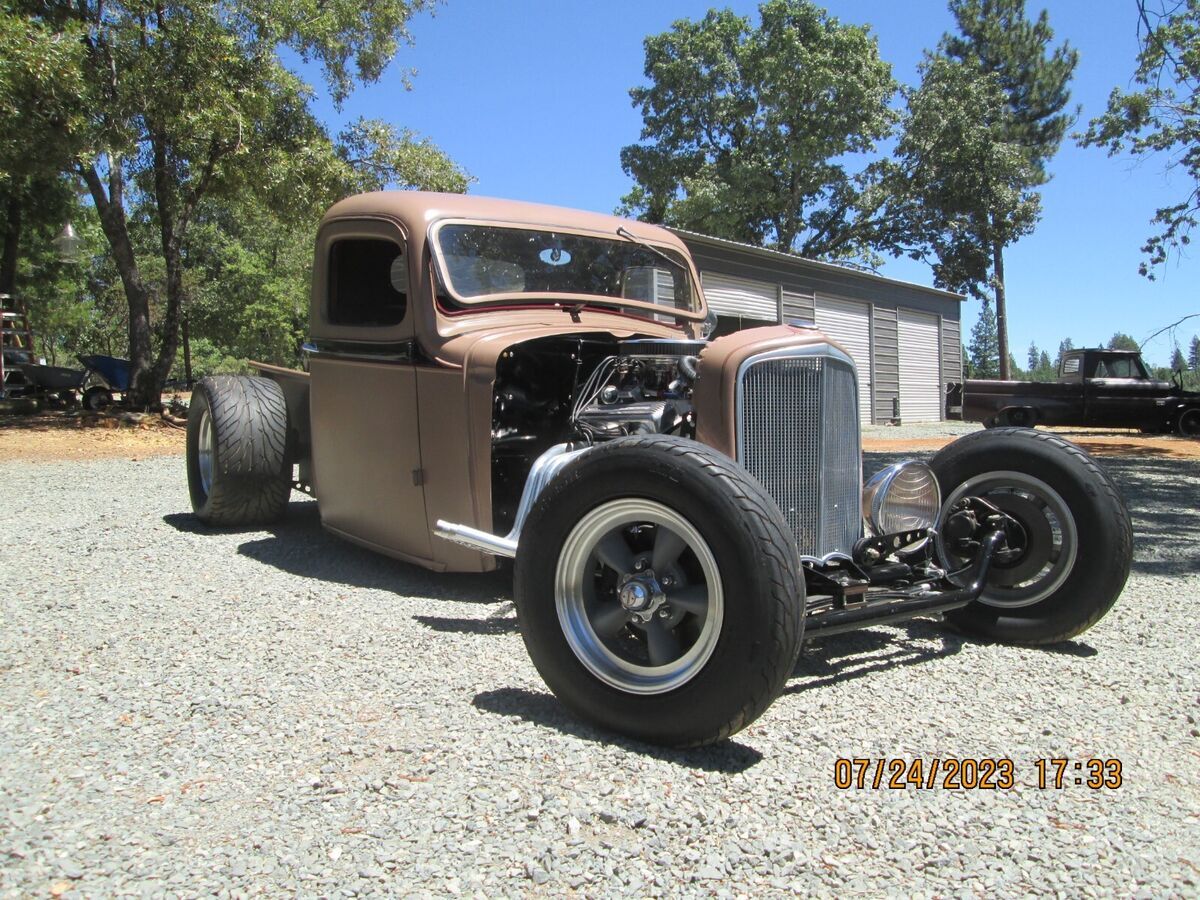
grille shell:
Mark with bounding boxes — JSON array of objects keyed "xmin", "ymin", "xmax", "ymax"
[{"xmin": 735, "ymin": 346, "xmax": 863, "ymax": 559}]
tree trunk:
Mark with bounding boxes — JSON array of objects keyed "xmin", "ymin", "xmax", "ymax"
[
  {"xmin": 146, "ymin": 130, "xmax": 183, "ymax": 409},
  {"xmin": 993, "ymin": 240, "xmax": 1011, "ymax": 381},
  {"xmin": 79, "ymin": 160, "xmax": 156, "ymax": 407},
  {"xmin": 181, "ymin": 312, "xmax": 193, "ymax": 389},
  {"xmin": 0, "ymin": 190, "xmax": 21, "ymax": 297}
]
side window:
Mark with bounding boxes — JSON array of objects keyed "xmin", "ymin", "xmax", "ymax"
[{"xmin": 328, "ymin": 238, "xmax": 407, "ymax": 326}]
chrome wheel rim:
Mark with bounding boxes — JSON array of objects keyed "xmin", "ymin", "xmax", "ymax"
[
  {"xmin": 197, "ymin": 408, "xmax": 214, "ymax": 495},
  {"xmin": 938, "ymin": 471, "xmax": 1078, "ymax": 608},
  {"xmin": 555, "ymin": 498, "xmax": 723, "ymax": 695}
]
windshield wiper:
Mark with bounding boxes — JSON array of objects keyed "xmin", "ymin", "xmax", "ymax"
[{"xmin": 615, "ymin": 226, "xmax": 688, "ymax": 273}]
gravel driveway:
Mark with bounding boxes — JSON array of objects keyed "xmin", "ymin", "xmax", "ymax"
[{"xmin": 1, "ymin": 447, "xmax": 1197, "ymax": 896}]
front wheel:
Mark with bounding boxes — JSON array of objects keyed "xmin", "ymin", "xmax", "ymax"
[
  {"xmin": 931, "ymin": 428, "xmax": 1131, "ymax": 645},
  {"xmin": 514, "ymin": 435, "xmax": 804, "ymax": 748}
]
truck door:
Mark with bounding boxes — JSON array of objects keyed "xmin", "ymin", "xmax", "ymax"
[
  {"xmin": 1085, "ymin": 354, "xmax": 1152, "ymax": 428},
  {"xmin": 306, "ymin": 221, "xmax": 432, "ymax": 565}
]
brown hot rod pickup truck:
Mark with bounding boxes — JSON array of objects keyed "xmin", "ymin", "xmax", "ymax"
[
  {"xmin": 947, "ymin": 347, "xmax": 1200, "ymax": 436},
  {"xmin": 185, "ymin": 192, "xmax": 1132, "ymax": 747}
]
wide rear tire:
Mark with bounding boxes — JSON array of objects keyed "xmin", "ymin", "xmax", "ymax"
[
  {"xmin": 513, "ymin": 435, "xmax": 804, "ymax": 748},
  {"xmin": 931, "ymin": 428, "xmax": 1131, "ymax": 645},
  {"xmin": 186, "ymin": 376, "xmax": 291, "ymax": 526}
]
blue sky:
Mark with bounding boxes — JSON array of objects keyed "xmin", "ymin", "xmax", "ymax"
[{"xmin": 298, "ymin": 0, "xmax": 1197, "ymax": 368}]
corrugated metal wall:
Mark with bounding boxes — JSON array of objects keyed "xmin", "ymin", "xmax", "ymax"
[
  {"xmin": 941, "ymin": 315, "xmax": 962, "ymax": 389},
  {"xmin": 680, "ymin": 235, "xmax": 963, "ymax": 425},
  {"xmin": 814, "ymin": 296, "xmax": 873, "ymax": 422},
  {"xmin": 700, "ymin": 272, "xmax": 778, "ymax": 321},
  {"xmin": 898, "ymin": 309, "xmax": 943, "ymax": 422},
  {"xmin": 872, "ymin": 306, "xmax": 899, "ymax": 424},
  {"xmin": 782, "ymin": 289, "xmax": 815, "ymax": 324}
]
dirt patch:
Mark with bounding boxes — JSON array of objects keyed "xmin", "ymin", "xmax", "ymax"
[
  {"xmin": 4, "ymin": 409, "xmax": 1195, "ymax": 463},
  {"xmin": 0, "ymin": 410, "xmax": 185, "ymax": 462},
  {"xmin": 863, "ymin": 427, "xmax": 1200, "ymax": 459}
]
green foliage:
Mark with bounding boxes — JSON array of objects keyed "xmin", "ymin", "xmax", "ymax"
[
  {"xmin": 1057, "ymin": 337, "xmax": 1075, "ymax": 366},
  {"xmin": 1172, "ymin": 345, "xmax": 1188, "ymax": 371},
  {"xmin": 884, "ymin": 1, "xmax": 1075, "ymax": 305},
  {"xmin": 1107, "ymin": 332, "xmax": 1141, "ymax": 351},
  {"xmin": 619, "ymin": 0, "xmax": 899, "ymax": 260},
  {"xmin": 943, "ymin": 0, "xmax": 1079, "ymax": 177},
  {"xmin": 1080, "ymin": 1, "xmax": 1199, "ymax": 276},
  {"xmin": 1, "ymin": 0, "xmax": 471, "ymax": 406},
  {"xmin": 968, "ymin": 298, "xmax": 1001, "ymax": 378},
  {"xmin": 882, "ymin": 56, "xmax": 1040, "ymax": 299},
  {"xmin": 1190, "ymin": 334, "xmax": 1200, "ymax": 369}
]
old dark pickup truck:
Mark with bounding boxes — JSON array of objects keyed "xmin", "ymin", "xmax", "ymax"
[{"xmin": 948, "ymin": 348, "xmax": 1200, "ymax": 436}]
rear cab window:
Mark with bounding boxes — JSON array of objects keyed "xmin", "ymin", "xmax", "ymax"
[{"xmin": 328, "ymin": 238, "xmax": 408, "ymax": 326}]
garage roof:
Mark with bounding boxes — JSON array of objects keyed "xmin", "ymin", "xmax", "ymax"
[{"xmin": 671, "ymin": 229, "xmax": 965, "ymax": 304}]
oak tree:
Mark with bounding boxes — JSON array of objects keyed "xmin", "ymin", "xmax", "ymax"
[{"xmin": 619, "ymin": 0, "xmax": 898, "ymax": 261}]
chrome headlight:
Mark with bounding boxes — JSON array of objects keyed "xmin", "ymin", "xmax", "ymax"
[{"xmin": 862, "ymin": 462, "xmax": 941, "ymax": 535}]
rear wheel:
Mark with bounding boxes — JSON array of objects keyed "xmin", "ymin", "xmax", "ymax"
[
  {"xmin": 186, "ymin": 376, "xmax": 291, "ymax": 526},
  {"xmin": 1178, "ymin": 407, "xmax": 1200, "ymax": 438},
  {"xmin": 931, "ymin": 428, "xmax": 1131, "ymax": 644},
  {"xmin": 514, "ymin": 435, "xmax": 803, "ymax": 747}
]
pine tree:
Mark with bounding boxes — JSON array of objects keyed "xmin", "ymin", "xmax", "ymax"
[
  {"xmin": 1189, "ymin": 335, "xmax": 1200, "ymax": 371},
  {"xmin": 962, "ymin": 345, "xmax": 972, "ymax": 378},
  {"xmin": 1172, "ymin": 347, "xmax": 1187, "ymax": 371},
  {"xmin": 1038, "ymin": 350, "xmax": 1053, "ymax": 377},
  {"xmin": 1108, "ymin": 333, "xmax": 1140, "ymax": 352},
  {"xmin": 943, "ymin": 0, "xmax": 1077, "ymax": 380},
  {"xmin": 968, "ymin": 298, "xmax": 1001, "ymax": 379},
  {"xmin": 1057, "ymin": 337, "xmax": 1074, "ymax": 366},
  {"xmin": 1026, "ymin": 341, "xmax": 1040, "ymax": 372}
]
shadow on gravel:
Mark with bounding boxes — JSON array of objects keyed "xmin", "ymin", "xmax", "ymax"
[
  {"xmin": 163, "ymin": 501, "xmax": 512, "ymax": 604},
  {"xmin": 472, "ymin": 687, "xmax": 763, "ymax": 772},
  {"xmin": 786, "ymin": 617, "xmax": 1096, "ymax": 695},
  {"xmin": 786, "ymin": 619, "xmax": 963, "ymax": 694},
  {"xmin": 414, "ymin": 614, "xmax": 520, "ymax": 635}
]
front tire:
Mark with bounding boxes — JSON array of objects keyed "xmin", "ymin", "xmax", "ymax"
[
  {"xmin": 186, "ymin": 376, "xmax": 291, "ymax": 526},
  {"xmin": 514, "ymin": 435, "xmax": 803, "ymax": 748},
  {"xmin": 931, "ymin": 428, "xmax": 1131, "ymax": 644}
]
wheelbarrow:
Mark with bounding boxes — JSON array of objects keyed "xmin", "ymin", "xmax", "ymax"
[
  {"xmin": 77, "ymin": 354, "xmax": 132, "ymax": 410},
  {"xmin": 16, "ymin": 362, "xmax": 88, "ymax": 405}
]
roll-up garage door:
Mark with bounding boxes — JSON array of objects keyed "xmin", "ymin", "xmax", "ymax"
[
  {"xmin": 898, "ymin": 308, "xmax": 942, "ymax": 422},
  {"xmin": 814, "ymin": 296, "xmax": 872, "ymax": 422},
  {"xmin": 700, "ymin": 272, "xmax": 778, "ymax": 321}
]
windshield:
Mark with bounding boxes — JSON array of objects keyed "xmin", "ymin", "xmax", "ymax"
[{"xmin": 432, "ymin": 222, "xmax": 700, "ymax": 320}]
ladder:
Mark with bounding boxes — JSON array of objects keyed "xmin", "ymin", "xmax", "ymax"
[{"xmin": 0, "ymin": 293, "xmax": 36, "ymax": 398}]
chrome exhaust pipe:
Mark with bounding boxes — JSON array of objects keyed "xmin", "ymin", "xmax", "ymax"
[
  {"xmin": 433, "ymin": 442, "xmax": 590, "ymax": 559},
  {"xmin": 434, "ymin": 520, "xmax": 518, "ymax": 558}
]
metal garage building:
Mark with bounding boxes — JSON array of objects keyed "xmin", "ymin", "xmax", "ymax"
[{"xmin": 675, "ymin": 230, "xmax": 964, "ymax": 424}]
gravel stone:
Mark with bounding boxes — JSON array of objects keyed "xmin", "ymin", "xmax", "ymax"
[{"xmin": 0, "ymin": 449, "xmax": 1197, "ymax": 896}]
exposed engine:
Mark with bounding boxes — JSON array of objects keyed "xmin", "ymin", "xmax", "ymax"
[
  {"xmin": 571, "ymin": 339, "xmax": 706, "ymax": 441},
  {"xmin": 490, "ymin": 336, "xmax": 706, "ymax": 533}
]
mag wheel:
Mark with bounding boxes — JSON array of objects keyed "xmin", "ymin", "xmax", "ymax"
[
  {"xmin": 514, "ymin": 435, "xmax": 803, "ymax": 748},
  {"xmin": 931, "ymin": 428, "xmax": 1131, "ymax": 645}
]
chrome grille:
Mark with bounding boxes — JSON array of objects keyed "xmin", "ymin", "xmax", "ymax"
[{"xmin": 737, "ymin": 348, "xmax": 862, "ymax": 558}]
